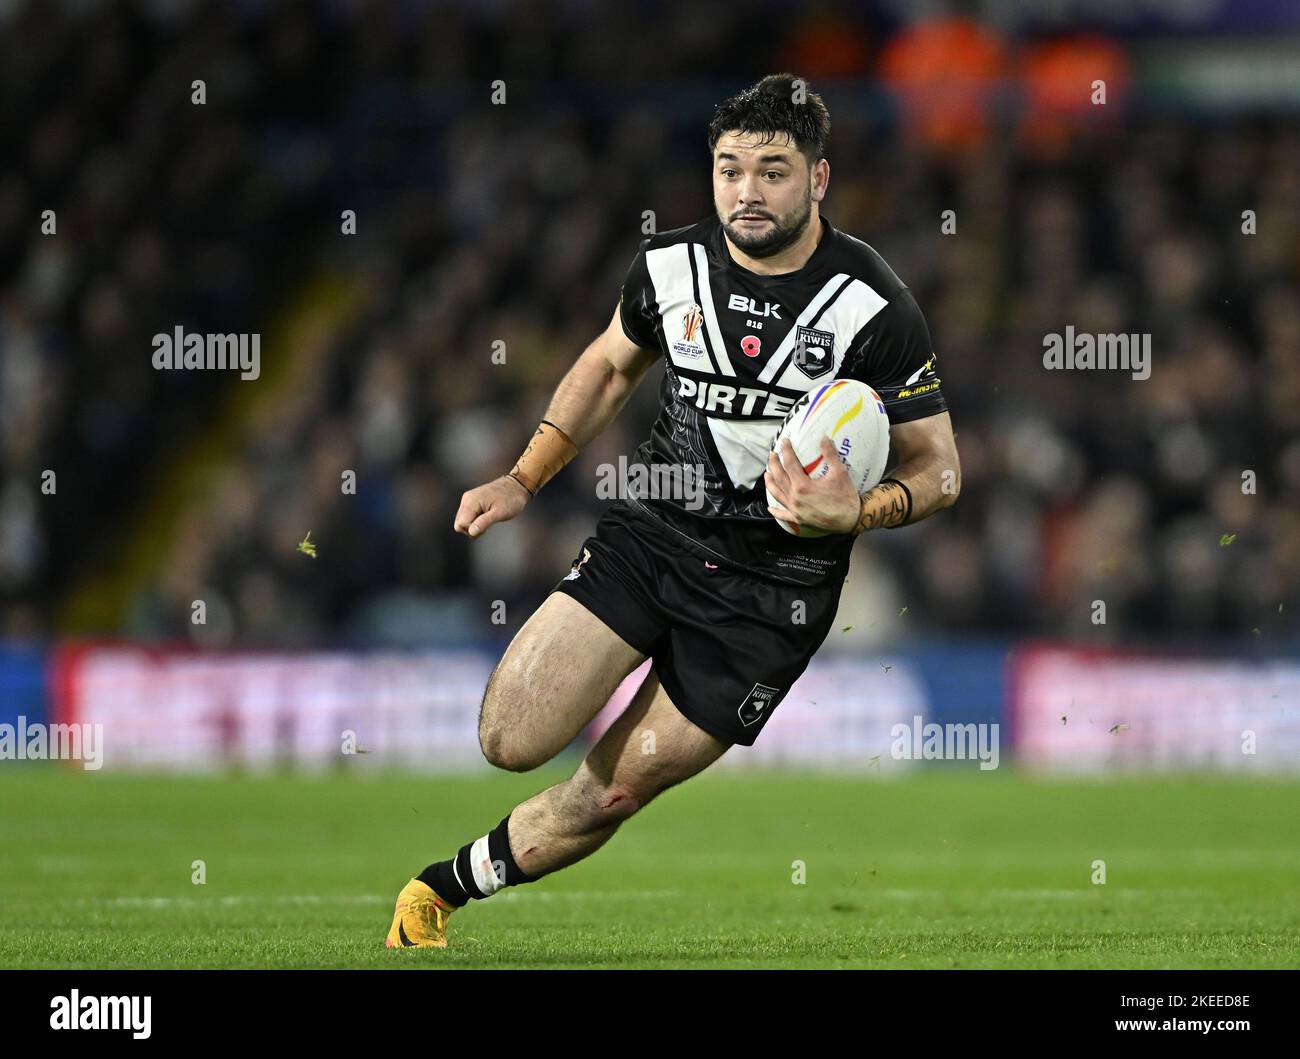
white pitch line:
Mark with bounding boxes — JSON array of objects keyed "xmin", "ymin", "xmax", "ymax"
[
  {"xmin": 869, "ymin": 888, "xmax": 1218, "ymax": 900},
  {"xmin": 497, "ymin": 890, "xmax": 681, "ymax": 901},
  {"xmin": 97, "ymin": 891, "xmax": 685, "ymax": 908},
  {"xmin": 103, "ymin": 895, "xmax": 389, "ymax": 908},
  {"xmin": 93, "ymin": 886, "xmax": 1230, "ymax": 908}
]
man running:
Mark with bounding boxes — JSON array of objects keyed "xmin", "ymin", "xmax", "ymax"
[{"xmin": 386, "ymin": 73, "xmax": 960, "ymax": 948}]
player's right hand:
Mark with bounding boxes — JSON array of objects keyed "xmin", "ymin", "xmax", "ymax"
[{"xmin": 454, "ymin": 475, "xmax": 530, "ymax": 537}]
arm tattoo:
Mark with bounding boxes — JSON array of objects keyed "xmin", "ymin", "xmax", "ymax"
[{"xmin": 854, "ymin": 480, "xmax": 910, "ymax": 535}]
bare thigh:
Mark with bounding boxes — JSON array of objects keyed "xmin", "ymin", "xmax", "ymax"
[
  {"xmin": 565, "ymin": 664, "xmax": 731, "ymax": 822},
  {"xmin": 478, "ymin": 592, "xmax": 648, "ymax": 771}
]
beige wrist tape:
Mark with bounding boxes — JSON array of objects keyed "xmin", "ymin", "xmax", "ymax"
[{"xmin": 508, "ymin": 419, "xmax": 579, "ymax": 497}]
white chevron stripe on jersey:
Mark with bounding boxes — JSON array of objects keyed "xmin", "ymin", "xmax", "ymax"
[
  {"xmin": 771, "ymin": 278, "xmax": 891, "ymax": 389},
  {"xmin": 706, "ymin": 415, "xmax": 781, "ymax": 492},
  {"xmin": 754, "ymin": 273, "xmax": 851, "ymax": 383},
  {"xmin": 646, "ymin": 243, "xmax": 718, "ymax": 375},
  {"xmin": 691, "ymin": 243, "xmax": 736, "ymax": 377},
  {"xmin": 754, "ymin": 272, "xmax": 852, "ymax": 384}
]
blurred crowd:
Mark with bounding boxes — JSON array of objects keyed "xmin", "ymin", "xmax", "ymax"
[{"xmin": 2, "ymin": 0, "xmax": 1298, "ymax": 649}]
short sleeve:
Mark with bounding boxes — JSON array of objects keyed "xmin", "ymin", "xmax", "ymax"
[
  {"xmin": 844, "ymin": 289, "xmax": 946, "ymax": 424},
  {"xmin": 618, "ymin": 238, "xmax": 660, "ymax": 350}
]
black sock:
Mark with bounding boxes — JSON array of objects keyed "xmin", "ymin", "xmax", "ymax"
[{"xmin": 416, "ymin": 813, "xmax": 534, "ymax": 907}]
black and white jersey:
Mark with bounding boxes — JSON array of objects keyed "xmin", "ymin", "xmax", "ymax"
[{"xmin": 618, "ymin": 214, "xmax": 946, "ymax": 588}]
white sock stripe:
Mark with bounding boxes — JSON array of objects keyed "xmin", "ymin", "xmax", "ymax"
[
  {"xmin": 450, "ymin": 856, "xmax": 469, "ymax": 898},
  {"xmin": 469, "ymin": 834, "xmax": 503, "ymax": 895}
]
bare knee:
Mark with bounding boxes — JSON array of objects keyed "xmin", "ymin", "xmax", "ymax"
[
  {"xmin": 481, "ymin": 738, "xmax": 546, "ymax": 773},
  {"xmin": 477, "ymin": 668, "xmax": 542, "ymax": 771},
  {"xmin": 478, "ymin": 723, "xmax": 549, "ymax": 773}
]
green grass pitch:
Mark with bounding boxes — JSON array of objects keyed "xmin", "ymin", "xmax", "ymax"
[{"xmin": 1, "ymin": 766, "xmax": 1296, "ymax": 968}]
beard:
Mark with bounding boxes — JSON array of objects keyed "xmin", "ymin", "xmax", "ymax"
[{"xmin": 720, "ymin": 192, "xmax": 813, "ymax": 258}]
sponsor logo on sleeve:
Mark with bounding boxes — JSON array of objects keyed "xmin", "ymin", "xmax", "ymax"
[{"xmin": 897, "ymin": 353, "xmax": 940, "ymax": 398}]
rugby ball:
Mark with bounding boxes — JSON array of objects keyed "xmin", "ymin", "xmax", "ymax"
[{"xmin": 766, "ymin": 378, "xmax": 891, "ymax": 537}]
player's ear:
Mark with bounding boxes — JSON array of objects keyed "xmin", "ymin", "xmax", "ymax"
[{"xmin": 811, "ymin": 157, "xmax": 829, "ymax": 202}]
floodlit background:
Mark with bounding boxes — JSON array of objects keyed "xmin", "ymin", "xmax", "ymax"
[
  {"xmin": 1, "ymin": 0, "xmax": 1298, "ymax": 770},
  {"xmin": 2, "ymin": 0, "xmax": 1299, "ymax": 975}
]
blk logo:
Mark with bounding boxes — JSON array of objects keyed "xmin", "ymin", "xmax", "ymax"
[{"xmin": 728, "ymin": 294, "xmax": 781, "ymax": 319}]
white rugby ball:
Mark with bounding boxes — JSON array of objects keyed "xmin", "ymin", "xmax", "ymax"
[{"xmin": 766, "ymin": 378, "xmax": 891, "ymax": 537}]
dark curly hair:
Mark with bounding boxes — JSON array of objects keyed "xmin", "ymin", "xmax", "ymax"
[{"xmin": 706, "ymin": 74, "xmax": 830, "ymax": 165}]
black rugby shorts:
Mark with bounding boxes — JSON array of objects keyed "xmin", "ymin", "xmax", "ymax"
[{"xmin": 552, "ymin": 501, "xmax": 844, "ymax": 746}]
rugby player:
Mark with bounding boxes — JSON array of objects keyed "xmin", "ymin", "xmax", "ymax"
[{"xmin": 387, "ymin": 73, "xmax": 960, "ymax": 948}]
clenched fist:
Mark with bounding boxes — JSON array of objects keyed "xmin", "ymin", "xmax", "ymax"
[{"xmin": 454, "ymin": 475, "xmax": 531, "ymax": 537}]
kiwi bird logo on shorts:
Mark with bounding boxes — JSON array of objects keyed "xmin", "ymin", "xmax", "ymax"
[
  {"xmin": 563, "ymin": 546, "xmax": 592, "ymax": 582},
  {"xmin": 738, "ymin": 682, "xmax": 781, "ymax": 727}
]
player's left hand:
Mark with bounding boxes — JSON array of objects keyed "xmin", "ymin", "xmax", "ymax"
[{"xmin": 765, "ymin": 437, "xmax": 860, "ymax": 535}]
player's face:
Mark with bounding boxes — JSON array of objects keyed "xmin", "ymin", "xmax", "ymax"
[{"xmin": 713, "ymin": 131, "xmax": 815, "ymax": 258}]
